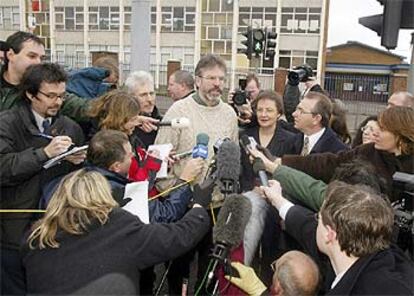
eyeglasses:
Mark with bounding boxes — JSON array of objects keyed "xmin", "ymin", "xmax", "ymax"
[
  {"xmin": 198, "ymin": 75, "xmax": 226, "ymax": 83},
  {"xmin": 37, "ymin": 90, "xmax": 66, "ymax": 101},
  {"xmin": 295, "ymin": 107, "xmax": 315, "ymax": 115},
  {"xmin": 361, "ymin": 125, "xmax": 377, "ymax": 133}
]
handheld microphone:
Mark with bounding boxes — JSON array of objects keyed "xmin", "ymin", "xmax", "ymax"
[
  {"xmin": 207, "ymin": 194, "xmax": 252, "ymax": 287},
  {"xmin": 157, "ymin": 117, "xmax": 190, "ymax": 129},
  {"xmin": 192, "ymin": 133, "xmax": 209, "ymax": 159},
  {"xmin": 252, "ymin": 157, "xmax": 269, "ymax": 187},
  {"xmin": 239, "ymin": 135, "xmax": 258, "ymax": 155},
  {"xmin": 216, "ymin": 140, "xmax": 241, "ymax": 195}
]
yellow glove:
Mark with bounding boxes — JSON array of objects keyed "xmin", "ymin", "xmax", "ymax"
[{"xmin": 224, "ymin": 262, "xmax": 267, "ymax": 296}]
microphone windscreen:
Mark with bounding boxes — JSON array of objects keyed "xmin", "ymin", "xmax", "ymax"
[
  {"xmin": 171, "ymin": 117, "xmax": 190, "ymax": 128},
  {"xmin": 252, "ymin": 158, "xmax": 266, "ymax": 175},
  {"xmin": 239, "ymin": 135, "xmax": 251, "ymax": 153},
  {"xmin": 196, "ymin": 133, "xmax": 210, "ymax": 146},
  {"xmin": 213, "ymin": 194, "xmax": 252, "ymax": 248},
  {"xmin": 216, "ymin": 140, "xmax": 241, "ymax": 184}
]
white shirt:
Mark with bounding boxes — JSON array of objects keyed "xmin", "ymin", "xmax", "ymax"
[
  {"xmin": 278, "ymin": 200, "xmax": 295, "ymax": 220},
  {"xmin": 331, "ymin": 270, "xmax": 347, "ymax": 289},
  {"xmin": 305, "ymin": 127, "xmax": 325, "ymax": 153}
]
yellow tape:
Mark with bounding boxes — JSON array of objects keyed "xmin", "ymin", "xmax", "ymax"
[
  {"xmin": 0, "ymin": 209, "xmax": 46, "ymax": 213},
  {"xmin": 148, "ymin": 178, "xmax": 195, "ymax": 201}
]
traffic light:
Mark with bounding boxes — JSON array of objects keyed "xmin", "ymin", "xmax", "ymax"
[
  {"xmin": 264, "ymin": 28, "xmax": 277, "ymax": 60},
  {"xmin": 359, "ymin": 0, "xmax": 414, "ymax": 50},
  {"xmin": 252, "ymin": 29, "xmax": 265, "ymax": 57},
  {"xmin": 239, "ymin": 26, "xmax": 253, "ymax": 60}
]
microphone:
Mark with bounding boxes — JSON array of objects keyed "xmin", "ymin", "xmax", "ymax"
[
  {"xmin": 192, "ymin": 133, "xmax": 209, "ymax": 159},
  {"xmin": 252, "ymin": 157, "xmax": 269, "ymax": 187},
  {"xmin": 207, "ymin": 194, "xmax": 252, "ymax": 287},
  {"xmin": 239, "ymin": 135, "xmax": 257, "ymax": 154},
  {"xmin": 216, "ymin": 140, "xmax": 241, "ymax": 195},
  {"xmin": 157, "ymin": 117, "xmax": 190, "ymax": 129}
]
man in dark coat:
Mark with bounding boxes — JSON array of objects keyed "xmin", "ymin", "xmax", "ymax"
[
  {"xmin": 290, "ymin": 91, "xmax": 348, "ymax": 155},
  {"xmin": 261, "ymin": 180, "xmax": 414, "ymax": 295},
  {"xmin": 0, "ymin": 63, "xmax": 85, "ymax": 295}
]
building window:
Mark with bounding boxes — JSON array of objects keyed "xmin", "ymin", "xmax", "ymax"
[
  {"xmin": 280, "ymin": 7, "xmax": 321, "ymax": 34},
  {"xmin": 151, "ymin": 6, "xmax": 195, "ymax": 33},
  {"xmin": 239, "ymin": 6, "xmax": 277, "ymax": 33},
  {"xmin": 55, "ymin": 6, "xmax": 83, "ymax": 31},
  {"xmin": 124, "ymin": 6, "xmax": 131, "ymax": 30},
  {"xmin": 86, "ymin": 6, "xmax": 121, "ymax": 31},
  {"xmin": 278, "ymin": 50, "xmax": 318, "ymax": 71},
  {"xmin": 0, "ymin": 6, "xmax": 20, "ymax": 30}
]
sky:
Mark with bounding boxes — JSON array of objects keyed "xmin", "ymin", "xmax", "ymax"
[{"xmin": 328, "ymin": 0, "xmax": 413, "ymax": 62}]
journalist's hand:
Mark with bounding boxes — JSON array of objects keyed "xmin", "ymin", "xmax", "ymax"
[
  {"xmin": 44, "ymin": 136, "xmax": 73, "ymax": 158},
  {"xmin": 224, "ymin": 262, "xmax": 267, "ymax": 296},
  {"xmin": 261, "ymin": 180, "xmax": 285, "ymax": 209},
  {"xmin": 179, "ymin": 158, "xmax": 205, "ymax": 182}
]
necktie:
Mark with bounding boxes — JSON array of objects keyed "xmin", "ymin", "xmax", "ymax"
[
  {"xmin": 301, "ymin": 136, "xmax": 309, "ymax": 156},
  {"xmin": 42, "ymin": 119, "xmax": 51, "ymax": 135}
]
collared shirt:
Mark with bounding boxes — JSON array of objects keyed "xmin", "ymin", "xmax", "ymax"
[
  {"xmin": 331, "ymin": 270, "xmax": 346, "ymax": 289},
  {"xmin": 32, "ymin": 109, "xmax": 51, "ymax": 133},
  {"xmin": 305, "ymin": 127, "xmax": 325, "ymax": 153}
]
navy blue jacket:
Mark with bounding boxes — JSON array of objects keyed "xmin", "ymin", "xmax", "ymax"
[
  {"xmin": 41, "ymin": 166, "xmax": 193, "ymax": 223},
  {"xmin": 285, "ymin": 205, "xmax": 414, "ymax": 295},
  {"xmin": 291, "ymin": 127, "xmax": 348, "ymax": 155},
  {"xmin": 66, "ymin": 67, "xmax": 112, "ymax": 99}
]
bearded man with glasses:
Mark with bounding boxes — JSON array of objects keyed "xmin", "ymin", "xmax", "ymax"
[{"xmin": 0, "ymin": 62, "xmax": 85, "ymax": 295}]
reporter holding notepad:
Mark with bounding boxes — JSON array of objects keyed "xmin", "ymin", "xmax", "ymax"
[{"xmin": 0, "ymin": 63, "xmax": 85, "ymax": 295}]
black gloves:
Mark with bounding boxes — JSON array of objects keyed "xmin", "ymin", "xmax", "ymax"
[{"xmin": 192, "ymin": 176, "xmax": 215, "ymax": 208}]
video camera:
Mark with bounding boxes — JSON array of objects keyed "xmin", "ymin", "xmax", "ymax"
[
  {"xmin": 287, "ymin": 64, "xmax": 314, "ymax": 85},
  {"xmin": 392, "ymin": 172, "xmax": 414, "ymax": 257}
]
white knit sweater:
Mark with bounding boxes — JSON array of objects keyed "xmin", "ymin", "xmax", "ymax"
[{"xmin": 154, "ymin": 94, "xmax": 239, "ymax": 206}]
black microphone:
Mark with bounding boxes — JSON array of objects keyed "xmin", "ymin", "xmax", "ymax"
[
  {"xmin": 207, "ymin": 194, "xmax": 252, "ymax": 287},
  {"xmin": 252, "ymin": 157, "xmax": 269, "ymax": 187},
  {"xmin": 216, "ymin": 140, "xmax": 241, "ymax": 195}
]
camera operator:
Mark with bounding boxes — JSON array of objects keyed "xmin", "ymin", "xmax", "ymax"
[
  {"xmin": 228, "ymin": 73, "xmax": 261, "ymax": 127},
  {"xmin": 283, "ymin": 64, "xmax": 325, "ymax": 123}
]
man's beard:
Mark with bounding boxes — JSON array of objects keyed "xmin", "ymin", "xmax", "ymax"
[{"xmin": 204, "ymin": 88, "xmax": 222, "ymax": 103}]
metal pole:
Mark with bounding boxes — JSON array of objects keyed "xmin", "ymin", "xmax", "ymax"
[
  {"xmin": 407, "ymin": 32, "xmax": 414, "ymax": 94},
  {"xmin": 131, "ymin": 0, "xmax": 151, "ymax": 72},
  {"xmin": 19, "ymin": 0, "xmax": 26, "ymax": 31},
  {"xmin": 49, "ymin": 0, "xmax": 55, "ymax": 63},
  {"xmin": 317, "ymin": 0, "xmax": 330, "ymax": 85},
  {"xmin": 230, "ymin": 0, "xmax": 238, "ymax": 91},
  {"xmin": 155, "ymin": 0, "xmax": 161, "ymax": 89},
  {"xmin": 83, "ymin": 0, "xmax": 89, "ymax": 67},
  {"xmin": 194, "ymin": 0, "xmax": 201, "ymax": 68},
  {"xmin": 119, "ymin": 0, "xmax": 124, "ymax": 82}
]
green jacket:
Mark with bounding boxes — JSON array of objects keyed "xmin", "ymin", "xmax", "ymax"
[
  {"xmin": 272, "ymin": 165, "xmax": 327, "ymax": 212},
  {"xmin": 0, "ymin": 70, "xmax": 89, "ymax": 123}
]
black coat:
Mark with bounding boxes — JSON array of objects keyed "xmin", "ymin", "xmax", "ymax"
[
  {"xmin": 240, "ymin": 121, "xmax": 295, "ymax": 191},
  {"xmin": 22, "ymin": 207, "xmax": 210, "ymax": 295},
  {"xmin": 285, "ymin": 205, "xmax": 414, "ymax": 295},
  {"xmin": 290, "ymin": 127, "xmax": 349, "ymax": 155},
  {"xmin": 133, "ymin": 106, "xmax": 163, "ymax": 149},
  {"xmin": 0, "ymin": 102, "xmax": 84, "ymax": 250}
]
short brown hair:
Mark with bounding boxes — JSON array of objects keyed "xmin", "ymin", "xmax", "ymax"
[
  {"xmin": 94, "ymin": 56, "xmax": 119, "ymax": 82},
  {"xmin": 88, "ymin": 89, "xmax": 140, "ymax": 134},
  {"xmin": 305, "ymin": 91, "xmax": 332, "ymax": 127},
  {"xmin": 254, "ymin": 90, "xmax": 284, "ymax": 116},
  {"xmin": 378, "ymin": 106, "xmax": 414, "ymax": 155},
  {"xmin": 320, "ymin": 181, "xmax": 393, "ymax": 257},
  {"xmin": 87, "ymin": 129, "xmax": 130, "ymax": 169},
  {"xmin": 195, "ymin": 54, "xmax": 227, "ymax": 77},
  {"xmin": 246, "ymin": 72, "xmax": 260, "ymax": 88}
]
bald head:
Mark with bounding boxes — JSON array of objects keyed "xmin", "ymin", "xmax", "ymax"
[
  {"xmin": 272, "ymin": 251, "xmax": 320, "ymax": 296},
  {"xmin": 387, "ymin": 91, "xmax": 414, "ymax": 109}
]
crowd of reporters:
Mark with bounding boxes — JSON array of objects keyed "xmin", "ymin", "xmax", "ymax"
[{"xmin": 1, "ymin": 30, "xmax": 414, "ymax": 296}]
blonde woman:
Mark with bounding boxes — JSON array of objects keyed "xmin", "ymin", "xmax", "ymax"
[{"xmin": 23, "ymin": 169, "xmax": 210, "ymax": 295}]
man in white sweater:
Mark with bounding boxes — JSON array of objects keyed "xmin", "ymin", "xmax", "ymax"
[
  {"xmin": 155, "ymin": 54, "xmax": 238, "ymax": 206},
  {"xmin": 154, "ymin": 54, "xmax": 238, "ymax": 294}
]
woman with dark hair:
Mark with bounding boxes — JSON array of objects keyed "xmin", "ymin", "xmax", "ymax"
[
  {"xmin": 252, "ymin": 106, "xmax": 414, "ymax": 200},
  {"xmin": 329, "ymin": 100, "xmax": 352, "ymax": 145},
  {"xmin": 352, "ymin": 115, "xmax": 379, "ymax": 148},
  {"xmin": 240, "ymin": 90, "xmax": 295, "ymax": 191},
  {"xmin": 23, "ymin": 169, "xmax": 210, "ymax": 295}
]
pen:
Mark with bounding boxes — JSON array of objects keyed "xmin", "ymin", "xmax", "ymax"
[{"xmin": 37, "ymin": 133, "xmax": 54, "ymax": 140}]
